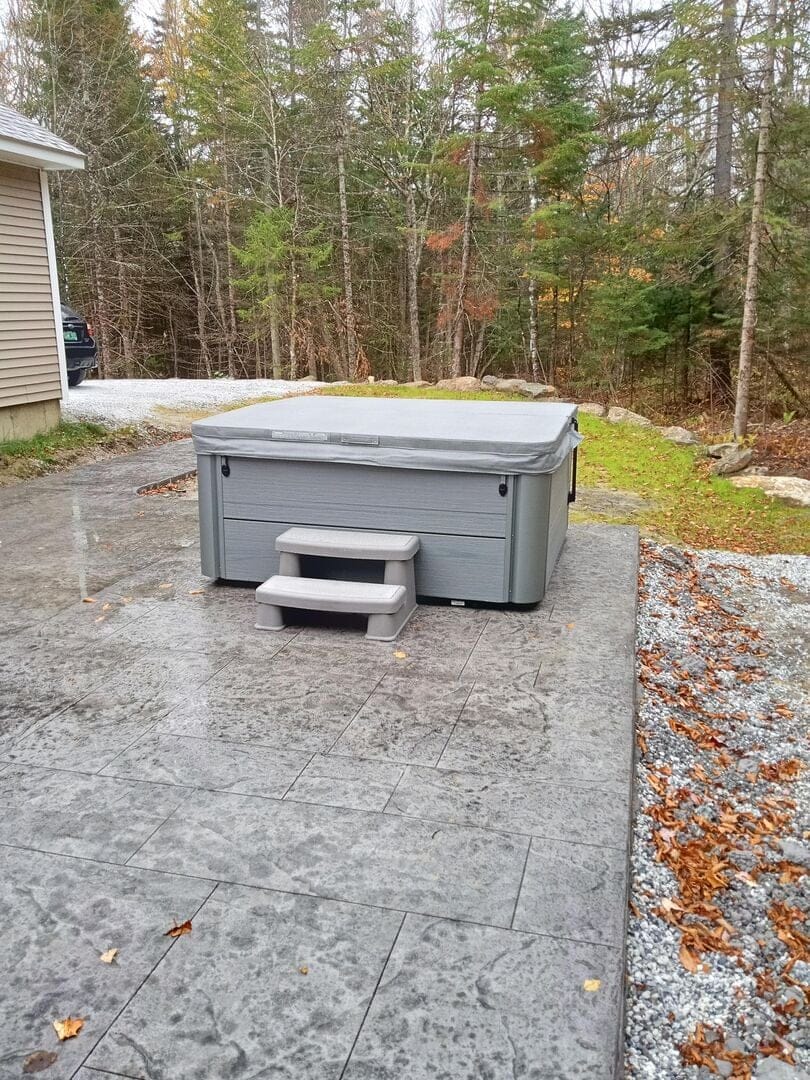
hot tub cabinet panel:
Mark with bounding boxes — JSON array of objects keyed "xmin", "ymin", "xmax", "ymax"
[{"xmin": 193, "ymin": 397, "xmax": 580, "ymax": 605}]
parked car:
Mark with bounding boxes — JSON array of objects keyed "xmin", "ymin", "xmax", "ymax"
[{"xmin": 61, "ymin": 304, "xmax": 97, "ymax": 386}]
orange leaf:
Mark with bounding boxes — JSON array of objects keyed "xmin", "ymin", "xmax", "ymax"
[
  {"xmin": 164, "ymin": 919, "xmax": 192, "ymax": 938},
  {"xmin": 53, "ymin": 1017, "xmax": 84, "ymax": 1041}
]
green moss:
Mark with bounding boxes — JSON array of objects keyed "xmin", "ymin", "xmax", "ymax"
[{"xmin": 317, "ymin": 385, "xmax": 809, "ymax": 554}]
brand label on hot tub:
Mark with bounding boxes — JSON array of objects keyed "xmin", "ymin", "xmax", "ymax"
[
  {"xmin": 271, "ymin": 429, "xmax": 329, "ymax": 443},
  {"xmin": 340, "ymin": 434, "xmax": 380, "ymax": 446}
]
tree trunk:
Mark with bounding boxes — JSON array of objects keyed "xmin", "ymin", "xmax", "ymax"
[
  {"xmin": 733, "ymin": 0, "xmax": 778, "ymax": 440},
  {"xmin": 336, "ymin": 132, "xmax": 358, "ymax": 377},
  {"xmin": 405, "ymin": 183, "xmax": 422, "ymax": 380},
  {"xmin": 708, "ymin": 0, "xmax": 737, "ymax": 404},
  {"xmin": 450, "ymin": 110, "xmax": 481, "ymax": 377}
]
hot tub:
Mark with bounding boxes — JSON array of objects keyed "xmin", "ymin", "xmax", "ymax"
[{"xmin": 192, "ymin": 396, "xmax": 581, "ymax": 604}]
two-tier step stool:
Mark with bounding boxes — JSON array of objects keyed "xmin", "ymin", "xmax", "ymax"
[{"xmin": 255, "ymin": 527, "xmax": 420, "ymax": 641}]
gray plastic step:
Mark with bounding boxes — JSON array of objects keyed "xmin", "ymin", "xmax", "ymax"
[
  {"xmin": 257, "ymin": 575, "xmax": 406, "ymax": 614},
  {"xmin": 275, "ymin": 526, "xmax": 419, "ymax": 561},
  {"xmin": 255, "ymin": 574, "xmax": 415, "ymax": 641}
]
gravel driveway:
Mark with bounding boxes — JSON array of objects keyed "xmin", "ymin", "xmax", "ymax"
[{"xmin": 63, "ymin": 378, "xmax": 325, "ymax": 428}]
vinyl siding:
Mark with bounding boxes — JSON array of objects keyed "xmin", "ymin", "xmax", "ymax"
[{"xmin": 0, "ymin": 162, "xmax": 62, "ymax": 409}]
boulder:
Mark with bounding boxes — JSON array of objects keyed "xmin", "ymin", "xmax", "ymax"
[
  {"xmin": 606, "ymin": 406, "xmax": 653, "ymax": 427},
  {"xmin": 729, "ymin": 474, "xmax": 810, "ymax": 508},
  {"xmin": 481, "ymin": 375, "xmax": 500, "ymax": 387},
  {"xmin": 403, "ymin": 380, "xmax": 433, "ymax": 388},
  {"xmin": 738, "ymin": 465, "xmax": 769, "ymax": 476},
  {"xmin": 711, "ymin": 447, "xmax": 753, "ymax": 476},
  {"xmin": 494, "ymin": 378, "xmax": 528, "ymax": 393},
  {"xmin": 577, "ymin": 402, "xmax": 607, "ymax": 417},
  {"xmin": 660, "ymin": 425, "xmax": 700, "ymax": 446},
  {"xmin": 520, "ymin": 383, "xmax": 557, "ymax": 399},
  {"xmin": 377, "ymin": 379, "xmax": 399, "ymax": 386},
  {"xmin": 436, "ymin": 376, "xmax": 481, "ymax": 391},
  {"xmin": 706, "ymin": 442, "xmax": 736, "ymax": 458}
]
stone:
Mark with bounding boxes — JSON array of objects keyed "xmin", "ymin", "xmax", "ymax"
[
  {"xmin": 778, "ymin": 837, "xmax": 810, "ymax": 868},
  {"xmin": 88, "ymin": 885, "xmax": 402, "ymax": 1080},
  {"xmin": 377, "ymin": 379, "xmax": 399, "ymax": 385},
  {"xmin": 481, "ymin": 374, "xmax": 500, "ymax": 387},
  {"xmin": 729, "ymin": 474, "xmax": 810, "ymax": 508},
  {"xmin": 706, "ymin": 442, "xmax": 736, "ymax": 457},
  {"xmin": 285, "ymin": 753, "xmax": 404, "ymax": 812},
  {"xmin": 606, "ymin": 406, "xmax": 653, "ymax": 427},
  {"xmin": 520, "ymin": 382, "xmax": 557, "ymax": 399},
  {"xmin": 296, "ymin": 374, "xmax": 318, "ymax": 381},
  {"xmin": 511, "ymin": 837, "xmax": 628, "ymax": 946},
  {"xmin": 386, "ymin": 765, "xmax": 631, "ymax": 850},
  {"xmin": 453, "ymin": 375, "xmax": 481, "ymax": 391},
  {"xmin": 660, "ymin": 425, "xmax": 700, "ymax": 445},
  {"xmin": 436, "ymin": 376, "xmax": 481, "ymax": 391},
  {"xmin": 131, "ymin": 788, "xmax": 530, "ymax": 926},
  {"xmin": 341, "ymin": 915, "xmax": 624, "ymax": 1080},
  {"xmin": 715, "ymin": 1061, "xmax": 734, "ymax": 1078},
  {"xmin": 577, "ymin": 402, "xmax": 607, "ymax": 417},
  {"xmin": 0, "ymin": 845, "xmax": 213, "ymax": 1079},
  {"xmin": 494, "ymin": 378, "xmax": 528, "ymax": 392},
  {"xmin": 711, "ymin": 447, "xmax": 754, "ymax": 475},
  {"xmin": 755, "ymin": 1060, "xmax": 810, "ymax": 1080},
  {"xmin": 739, "ymin": 465, "xmax": 769, "ymax": 475},
  {"xmin": 404, "ymin": 380, "xmax": 432, "ymax": 387}
]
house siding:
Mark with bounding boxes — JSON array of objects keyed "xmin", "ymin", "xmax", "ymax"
[{"xmin": 0, "ymin": 162, "xmax": 62, "ymax": 410}]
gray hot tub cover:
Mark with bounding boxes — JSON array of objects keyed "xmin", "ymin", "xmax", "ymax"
[{"xmin": 192, "ymin": 396, "xmax": 582, "ymax": 475}]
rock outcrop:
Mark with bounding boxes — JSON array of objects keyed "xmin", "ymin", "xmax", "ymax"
[
  {"xmin": 606, "ymin": 406, "xmax": 653, "ymax": 427},
  {"xmin": 729, "ymin": 474, "xmax": 810, "ymax": 508}
]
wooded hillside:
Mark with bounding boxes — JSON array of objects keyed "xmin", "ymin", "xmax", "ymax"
[{"xmin": 1, "ymin": 0, "xmax": 808, "ymax": 418}]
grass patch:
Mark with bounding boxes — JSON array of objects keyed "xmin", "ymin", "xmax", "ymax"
[
  {"xmin": 0, "ymin": 420, "xmax": 113, "ymax": 463},
  {"xmin": 321, "ymin": 383, "xmax": 526, "ymax": 402},
  {"xmin": 576, "ymin": 415, "xmax": 808, "ymax": 555},
  {"xmin": 318, "ymin": 385, "xmax": 808, "ymax": 554}
]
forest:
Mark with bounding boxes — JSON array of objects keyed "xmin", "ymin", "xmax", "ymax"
[{"xmin": 1, "ymin": 0, "xmax": 808, "ymax": 427}]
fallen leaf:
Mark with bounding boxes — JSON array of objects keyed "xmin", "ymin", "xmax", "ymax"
[
  {"xmin": 102, "ymin": 603, "xmax": 113, "ymax": 612},
  {"xmin": 582, "ymin": 979, "xmax": 601, "ymax": 992},
  {"xmin": 22, "ymin": 1050, "xmax": 58, "ymax": 1073},
  {"xmin": 99, "ymin": 948, "xmax": 118, "ymax": 964},
  {"xmin": 53, "ymin": 1017, "xmax": 84, "ymax": 1041},
  {"xmin": 164, "ymin": 919, "xmax": 192, "ymax": 938},
  {"xmin": 567, "ymin": 622, "xmax": 576, "ymax": 630},
  {"xmin": 298, "ymin": 965, "xmax": 309, "ymax": 976},
  {"xmin": 393, "ymin": 649, "xmax": 407, "ymax": 660},
  {"xmin": 94, "ymin": 616, "xmax": 106, "ymax": 623},
  {"xmin": 82, "ymin": 597, "xmax": 96, "ymax": 604},
  {"xmin": 158, "ymin": 583, "xmax": 173, "ymax": 590},
  {"xmin": 188, "ymin": 589, "xmax": 205, "ymax": 595}
]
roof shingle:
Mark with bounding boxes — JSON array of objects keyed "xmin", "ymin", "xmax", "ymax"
[{"xmin": 0, "ymin": 102, "xmax": 83, "ymax": 160}]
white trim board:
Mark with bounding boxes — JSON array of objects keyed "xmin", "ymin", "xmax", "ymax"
[
  {"xmin": 0, "ymin": 136, "xmax": 84, "ymax": 172},
  {"xmin": 40, "ymin": 169, "xmax": 69, "ymax": 401}
]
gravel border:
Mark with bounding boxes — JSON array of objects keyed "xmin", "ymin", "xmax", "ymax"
[{"xmin": 626, "ymin": 542, "xmax": 809, "ymax": 1079}]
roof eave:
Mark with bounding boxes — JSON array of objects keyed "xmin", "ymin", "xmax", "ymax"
[{"xmin": 0, "ymin": 136, "xmax": 85, "ymax": 171}]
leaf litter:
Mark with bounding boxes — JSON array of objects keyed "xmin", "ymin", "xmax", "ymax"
[{"xmin": 625, "ymin": 542, "xmax": 809, "ymax": 1079}]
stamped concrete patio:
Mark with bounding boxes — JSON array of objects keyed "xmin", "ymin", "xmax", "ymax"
[{"xmin": 0, "ymin": 441, "xmax": 637, "ymax": 1080}]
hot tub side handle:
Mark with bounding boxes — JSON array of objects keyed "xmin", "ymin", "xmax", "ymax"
[
  {"xmin": 221, "ymin": 456, "xmax": 230, "ymax": 478},
  {"xmin": 568, "ymin": 417, "xmax": 578, "ymax": 504}
]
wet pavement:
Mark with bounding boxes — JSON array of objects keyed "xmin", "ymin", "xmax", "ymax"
[{"xmin": 0, "ymin": 441, "xmax": 637, "ymax": 1080}]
